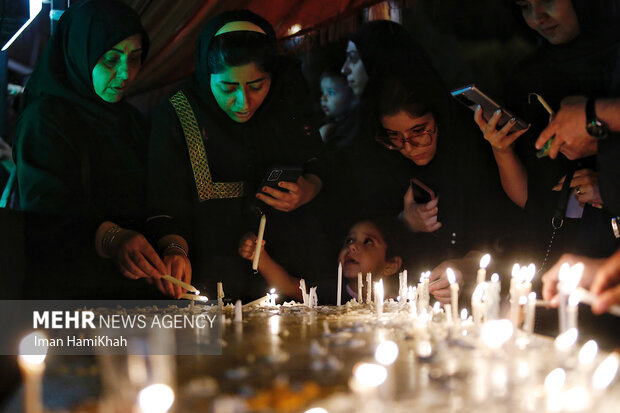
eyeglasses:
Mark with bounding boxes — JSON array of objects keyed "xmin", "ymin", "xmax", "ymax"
[{"xmin": 376, "ymin": 124, "xmax": 438, "ymax": 150}]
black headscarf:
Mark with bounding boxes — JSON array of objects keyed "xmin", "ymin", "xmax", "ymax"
[
  {"xmin": 349, "ymin": 20, "xmax": 448, "ymax": 105},
  {"xmin": 22, "ymin": 0, "xmax": 149, "ymax": 119}
]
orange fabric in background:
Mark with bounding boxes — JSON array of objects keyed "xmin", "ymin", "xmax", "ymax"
[{"xmin": 125, "ymin": 0, "xmax": 384, "ymax": 94}]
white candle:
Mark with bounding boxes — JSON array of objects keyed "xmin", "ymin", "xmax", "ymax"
[
  {"xmin": 447, "ymin": 268, "xmax": 459, "ymax": 322},
  {"xmin": 217, "ymin": 282, "xmax": 224, "ymax": 306},
  {"xmin": 337, "ymin": 262, "xmax": 342, "ymax": 306},
  {"xmin": 423, "ymin": 272, "xmax": 430, "ymax": 309},
  {"xmin": 471, "ymin": 282, "xmax": 488, "ymax": 327},
  {"xmin": 559, "ymin": 263, "xmax": 583, "ymax": 333},
  {"xmin": 445, "ymin": 303, "xmax": 453, "ymax": 324},
  {"xmin": 234, "ymin": 300, "xmax": 242, "ymax": 323},
  {"xmin": 477, "ymin": 253, "xmax": 491, "ymax": 284},
  {"xmin": 299, "ymin": 279, "xmax": 308, "ymax": 305},
  {"xmin": 357, "ymin": 272, "xmax": 363, "ymax": 303},
  {"xmin": 375, "ymin": 279, "xmax": 384, "ymax": 318},
  {"xmin": 523, "ymin": 292, "xmax": 536, "ymax": 334},
  {"xmin": 408, "ymin": 286, "xmax": 417, "ymax": 316},
  {"xmin": 309, "ymin": 286, "xmax": 318, "ymax": 308},
  {"xmin": 567, "ymin": 290, "xmax": 581, "ymax": 331},
  {"xmin": 487, "ymin": 273, "xmax": 501, "ymax": 320},
  {"xmin": 366, "ymin": 273, "xmax": 372, "ymax": 304},
  {"xmin": 18, "ymin": 332, "xmax": 48, "ymax": 413},
  {"xmin": 252, "ymin": 214, "xmax": 267, "ymax": 272}
]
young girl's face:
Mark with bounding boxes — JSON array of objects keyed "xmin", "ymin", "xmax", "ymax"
[
  {"xmin": 320, "ymin": 76, "xmax": 352, "ymax": 118},
  {"xmin": 338, "ymin": 221, "xmax": 391, "ymax": 279}
]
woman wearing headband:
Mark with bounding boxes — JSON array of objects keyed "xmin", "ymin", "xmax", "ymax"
[{"xmin": 147, "ymin": 10, "xmax": 326, "ymax": 300}]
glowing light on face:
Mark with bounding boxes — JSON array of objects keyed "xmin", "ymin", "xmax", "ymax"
[
  {"xmin": 210, "ymin": 62, "xmax": 271, "ymax": 123},
  {"xmin": 92, "ymin": 34, "xmax": 143, "ymax": 103},
  {"xmin": 375, "ymin": 340, "xmax": 399, "ymax": 365},
  {"xmin": 341, "ymin": 41, "xmax": 368, "ymax": 98},
  {"xmin": 138, "ymin": 384, "xmax": 174, "ymax": 413}
]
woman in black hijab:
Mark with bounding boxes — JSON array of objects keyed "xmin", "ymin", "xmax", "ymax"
[
  {"xmin": 14, "ymin": 0, "xmax": 167, "ymax": 298},
  {"xmin": 474, "ymin": 0, "xmax": 620, "ymax": 265},
  {"xmin": 147, "ymin": 10, "xmax": 326, "ymax": 301}
]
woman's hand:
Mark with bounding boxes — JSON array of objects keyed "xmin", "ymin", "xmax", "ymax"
[
  {"xmin": 256, "ymin": 174, "xmax": 322, "ymax": 212},
  {"xmin": 156, "ymin": 248, "xmax": 192, "ymax": 299},
  {"xmin": 474, "ymin": 106, "xmax": 528, "ymax": 152},
  {"xmin": 108, "ymin": 229, "xmax": 168, "ymax": 282},
  {"xmin": 402, "ymin": 185, "xmax": 441, "ymax": 233},
  {"xmin": 553, "ymin": 169, "xmax": 603, "ymax": 208},
  {"xmin": 238, "ymin": 232, "xmax": 266, "ymax": 261},
  {"xmin": 428, "ymin": 261, "xmax": 463, "ymax": 304}
]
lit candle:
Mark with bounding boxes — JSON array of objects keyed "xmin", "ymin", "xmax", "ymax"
[
  {"xmin": 234, "ymin": 300, "xmax": 242, "ymax": 322},
  {"xmin": 375, "ymin": 279, "xmax": 384, "ymax": 318},
  {"xmin": 252, "ymin": 213, "xmax": 267, "ymax": 273},
  {"xmin": 299, "ymin": 279, "xmax": 308, "ymax": 305},
  {"xmin": 408, "ymin": 286, "xmax": 417, "ymax": 316},
  {"xmin": 18, "ymin": 332, "xmax": 48, "ymax": 413},
  {"xmin": 366, "ymin": 273, "xmax": 372, "ymax": 305},
  {"xmin": 268, "ymin": 288, "xmax": 278, "ymax": 306},
  {"xmin": 567, "ymin": 290, "xmax": 581, "ymax": 331},
  {"xmin": 558, "ymin": 263, "xmax": 583, "ymax": 334},
  {"xmin": 337, "ymin": 262, "xmax": 342, "ymax": 306},
  {"xmin": 487, "ymin": 273, "xmax": 501, "ymax": 320},
  {"xmin": 477, "ymin": 253, "xmax": 491, "ymax": 284},
  {"xmin": 447, "ymin": 268, "xmax": 459, "ymax": 323},
  {"xmin": 138, "ymin": 383, "xmax": 175, "ymax": 413},
  {"xmin": 422, "ymin": 272, "xmax": 430, "ymax": 309},
  {"xmin": 217, "ymin": 282, "xmax": 224, "ymax": 306},
  {"xmin": 523, "ymin": 292, "xmax": 536, "ymax": 334},
  {"xmin": 309, "ymin": 286, "xmax": 318, "ymax": 308},
  {"xmin": 357, "ymin": 272, "xmax": 363, "ymax": 304},
  {"xmin": 471, "ymin": 282, "xmax": 488, "ymax": 327},
  {"xmin": 444, "ymin": 303, "xmax": 453, "ymax": 324}
]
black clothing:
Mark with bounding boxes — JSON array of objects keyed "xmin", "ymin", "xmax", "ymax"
[
  {"xmin": 147, "ymin": 11, "xmax": 326, "ymax": 301},
  {"xmin": 504, "ymin": 0, "xmax": 620, "ymax": 262},
  {"xmin": 13, "ymin": 0, "xmax": 154, "ymax": 299}
]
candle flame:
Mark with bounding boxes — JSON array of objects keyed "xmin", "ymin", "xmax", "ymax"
[
  {"xmin": 529, "ymin": 291, "xmax": 537, "ymax": 301},
  {"xmin": 480, "ymin": 253, "xmax": 491, "ymax": 269},
  {"xmin": 491, "ymin": 273, "xmax": 500, "ymax": 283},
  {"xmin": 518, "ymin": 266, "xmax": 529, "ymax": 284},
  {"xmin": 270, "ymin": 288, "xmax": 276, "ymax": 294},
  {"xmin": 545, "ymin": 368, "xmax": 566, "ymax": 393},
  {"xmin": 560, "ymin": 264, "xmax": 583, "ymax": 293},
  {"xmin": 18, "ymin": 332, "xmax": 47, "ymax": 364},
  {"xmin": 447, "ymin": 268, "xmax": 456, "ymax": 285},
  {"xmin": 526, "ymin": 264, "xmax": 536, "ymax": 283},
  {"xmin": 480, "ymin": 320, "xmax": 513, "ymax": 348},
  {"xmin": 592, "ymin": 353, "xmax": 619, "ymax": 390},
  {"xmin": 138, "ymin": 383, "xmax": 175, "ymax": 413},
  {"xmin": 578, "ymin": 340, "xmax": 598, "ymax": 366},
  {"xmin": 511, "ymin": 263, "xmax": 520, "ymax": 278},
  {"xmin": 460, "ymin": 308, "xmax": 468, "ymax": 320},
  {"xmin": 353, "ymin": 362, "xmax": 387, "ymax": 387},
  {"xmin": 375, "ymin": 340, "xmax": 399, "ymax": 365},
  {"xmin": 519, "ymin": 295, "xmax": 528, "ymax": 305},
  {"xmin": 558, "ymin": 262, "xmax": 571, "ymax": 282},
  {"xmin": 433, "ymin": 301, "xmax": 441, "ymax": 313},
  {"xmin": 555, "ymin": 328, "xmax": 578, "ymax": 351},
  {"xmin": 287, "ymin": 24, "xmax": 302, "ymax": 35}
]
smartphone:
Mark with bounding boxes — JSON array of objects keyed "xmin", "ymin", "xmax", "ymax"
[
  {"xmin": 260, "ymin": 166, "xmax": 303, "ymax": 194},
  {"xmin": 451, "ymin": 85, "xmax": 529, "ymax": 131},
  {"xmin": 410, "ymin": 178, "xmax": 434, "ymax": 204}
]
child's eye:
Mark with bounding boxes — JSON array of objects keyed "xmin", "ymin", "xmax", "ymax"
[
  {"xmin": 344, "ymin": 237, "xmax": 354, "ymax": 246},
  {"xmin": 363, "ymin": 237, "xmax": 374, "ymax": 245}
]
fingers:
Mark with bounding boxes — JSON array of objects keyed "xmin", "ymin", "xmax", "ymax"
[
  {"xmin": 541, "ymin": 263, "xmax": 562, "ymax": 302},
  {"xmin": 592, "ymin": 285, "xmax": 620, "ymax": 315},
  {"xmin": 536, "ymin": 120, "xmax": 557, "ymax": 150},
  {"xmin": 473, "ymin": 105, "xmax": 488, "ymax": 130},
  {"xmin": 277, "ymin": 181, "xmax": 300, "ymax": 193},
  {"xmin": 257, "ymin": 185, "xmax": 299, "ymax": 212}
]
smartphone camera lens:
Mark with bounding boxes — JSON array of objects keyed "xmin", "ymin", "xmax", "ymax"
[{"xmin": 268, "ymin": 170, "xmax": 283, "ymax": 181}]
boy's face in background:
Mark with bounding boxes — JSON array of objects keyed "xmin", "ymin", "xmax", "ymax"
[{"xmin": 320, "ymin": 76, "xmax": 353, "ymax": 119}]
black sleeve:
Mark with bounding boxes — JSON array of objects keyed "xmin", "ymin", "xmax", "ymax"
[
  {"xmin": 146, "ymin": 98, "xmax": 194, "ymax": 244},
  {"xmin": 598, "ymin": 132, "xmax": 620, "ymax": 216}
]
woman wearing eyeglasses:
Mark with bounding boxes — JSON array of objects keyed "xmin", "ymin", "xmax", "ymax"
[{"xmin": 324, "ymin": 75, "xmax": 513, "ymax": 302}]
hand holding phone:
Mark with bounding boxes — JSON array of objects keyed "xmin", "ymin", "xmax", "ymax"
[
  {"xmin": 410, "ymin": 178, "xmax": 434, "ymax": 204},
  {"xmin": 402, "ymin": 179, "xmax": 441, "ymax": 233},
  {"xmin": 259, "ymin": 166, "xmax": 303, "ymax": 194},
  {"xmin": 452, "ymin": 85, "xmax": 529, "ymax": 131}
]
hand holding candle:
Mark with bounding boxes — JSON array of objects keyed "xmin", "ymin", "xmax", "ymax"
[{"xmin": 252, "ymin": 214, "xmax": 267, "ymax": 273}]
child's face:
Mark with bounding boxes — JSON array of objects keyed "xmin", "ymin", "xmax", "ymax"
[
  {"xmin": 338, "ymin": 221, "xmax": 390, "ymax": 279},
  {"xmin": 320, "ymin": 76, "xmax": 352, "ymax": 118}
]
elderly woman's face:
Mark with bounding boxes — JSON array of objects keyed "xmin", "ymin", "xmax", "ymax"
[
  {"xmin": 515, "ymin": 0, "xmax": 580, "ymax": 45},
  {"xmin": 381, "ymin": 111, "xmax": 438, "ymax": 166},
  {"xmin": 210, "ymin": 62, "xmax": 272, "ymax": 123},
  {"xmin": 91, "ymin": 34, "xmax": 143, "ymax": 103},
  {"xmin": 341, "ymin": 41, "xmax": 369, "ymax": 98}
]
